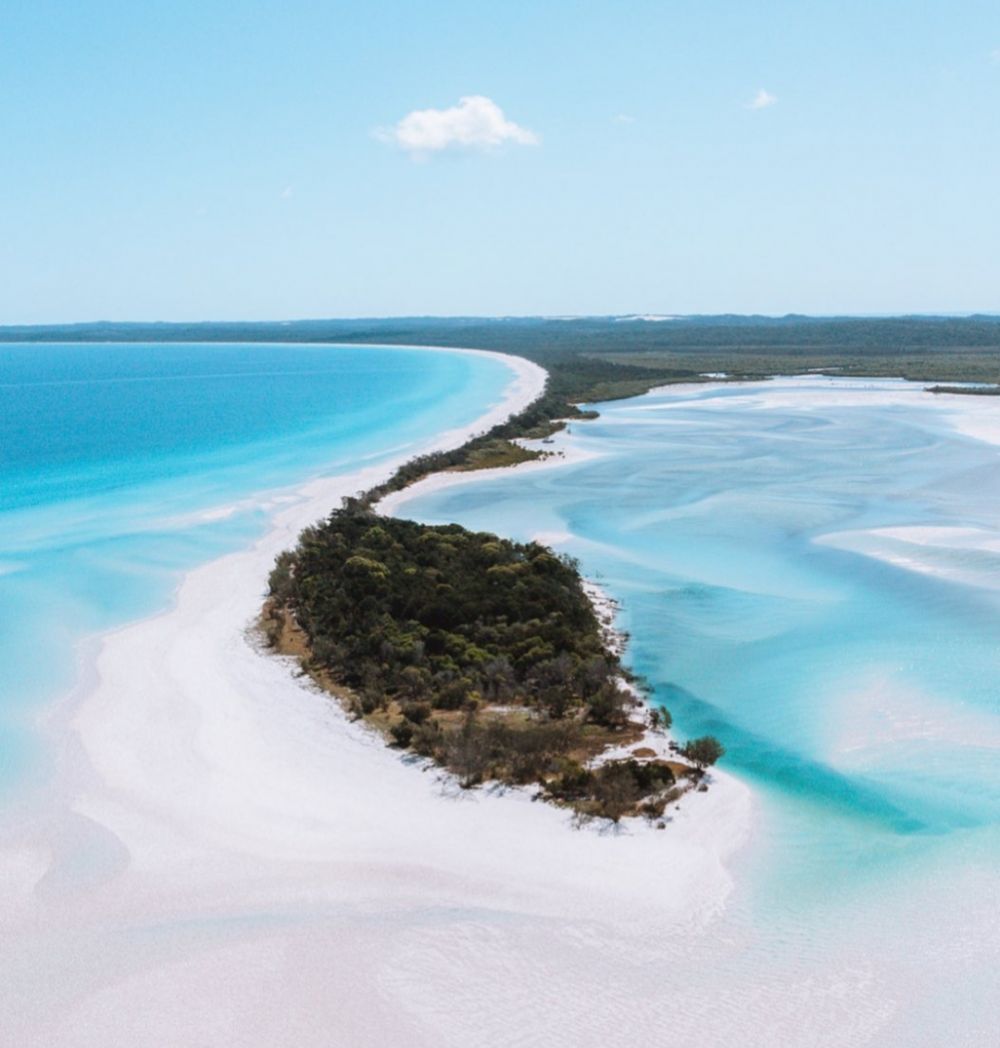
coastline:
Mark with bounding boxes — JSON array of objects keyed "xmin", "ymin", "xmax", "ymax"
[
  {"xmin": 376, "ymin": 437, "xmax": 603, "ymax": 517},
  {"xmin": 378, "ymin": 434, "xmax": 739, "ymax": 810},
  {"xmin": 30, "ymin": 343, "xmax": 546, "ymax": 817},
  {"xmin": 0, "ymin": 346, "xmax": 752, "ymax": 1047}
]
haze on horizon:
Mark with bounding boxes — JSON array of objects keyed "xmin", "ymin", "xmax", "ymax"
[{"xmin": 2, "ymin": 0, "xmax": 999, "ymax": 324}]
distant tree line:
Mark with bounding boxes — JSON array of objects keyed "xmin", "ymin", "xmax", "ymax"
[{"xmin": 11, "ymin": 314, "xmax": 997, "ymax": 398}]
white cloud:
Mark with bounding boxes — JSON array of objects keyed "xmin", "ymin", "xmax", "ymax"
[
  {"xmin": 747, "ymin": 88, "xmax": 778, "ymax": 110},
  {"xmin": 375, "ymin": 95, "xmax": 539, "ymax": 156},
  {"xmin": 615, "ymin": 113, "xmax": 636, "ymax": 124},
  {"xmin": 280, "ymin": 185, "xmax": 294, "ymax": 199},
  {"xmin": 991, "ymin": 48, "xmax": 1000, "ymax": 63}
]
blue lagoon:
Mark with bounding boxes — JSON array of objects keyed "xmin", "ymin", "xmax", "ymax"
[
  {"xmin": 394, "ymin": 375, "xmax": 1000, "ymax": 1045},
  {"xmin": 1, "ymin": 358, "xmax": 995, "ymax": 1047},
  {"xmin": 0, "ymin": 342, "xmax": 520, "ymax": 793}
]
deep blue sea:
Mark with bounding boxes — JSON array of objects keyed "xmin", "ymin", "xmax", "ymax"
[
  {"xmin": 0, "ymin": 342, "xmax": 512, "ymax": 794},
  {"xmin": 400, "ymin": 376, "xmax": 1000, "ymax": 1041}
]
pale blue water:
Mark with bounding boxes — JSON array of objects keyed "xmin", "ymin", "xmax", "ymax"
[
  {"xmin": 4, "ymin": 358, "xmax": 997, "ymax": 1038},
  {"xmin": 400, "ymin": 376, "xmax": 1000, "ymax": 1042},
  {"xmin": 0, "ymin": 342, "xmax": 512, "ymax": 794}
]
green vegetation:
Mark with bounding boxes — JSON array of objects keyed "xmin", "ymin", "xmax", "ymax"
[
  {"xmin": 10, "ymin": 315, "xmax": 1000, "ymax": 392},
  {"xmin": 263, "ymin": 499, "xmax": 691, "ymax": 822},
  {"xmin": 926, "ymin": 384, "xmax": 1000, "ymax": 396},
  {"xmin": 357, "ymin": 388, "xmax": 584, "ymax": 507},
  {"xmin": 682, "ymin": 736, "xmax": 726, "ymax": 770},
  {"xmin": 35, "ymin": 313, "xmax": 991, "ymax": 821},
  {"xmin": 455, "ymin": 437, "xmax": 544, "ymax": 470},
  {"xmin": 268, "ymin": 500, "xmax": 622, "ymax": 717}
]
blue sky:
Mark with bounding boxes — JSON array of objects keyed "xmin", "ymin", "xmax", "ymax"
[{"xmin": 2, "ymin": 0, "xmax": 999, "ymax": 321}]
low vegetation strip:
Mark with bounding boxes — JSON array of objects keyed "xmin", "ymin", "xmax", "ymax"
[
  {"xmin": 356, "ymin": 390, "xmax": 597, "ymax": 508},
  {"xmin": 925, "ymin": 384, "xmax": 1000, "ymax": 395},
  {"xmin": 263, "ymin": 500, "xmax": 722, "ymax": 822}
]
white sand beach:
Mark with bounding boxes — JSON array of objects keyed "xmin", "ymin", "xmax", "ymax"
[{"xmin": 0, "ymin": 349, "xmax": 751, "ymax": 1048}]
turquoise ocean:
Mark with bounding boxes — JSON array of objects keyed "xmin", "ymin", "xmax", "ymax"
[
  {"xmin": 0, "ymin": 342, "xmax": 512, "ymax": 795},
  {"xmin": 3, "ymin": 349, "xmax": 996, "ymax": 1040},
  {"xmin": 400, "ymin": 375, "xmax": 1000, "ymax": 1042}
]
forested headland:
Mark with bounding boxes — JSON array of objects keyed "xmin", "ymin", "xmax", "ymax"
[{"xmin": 263, "ymin": 500, "xmax": 721, "ymax": 822}]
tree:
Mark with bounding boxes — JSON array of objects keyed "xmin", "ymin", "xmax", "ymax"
[
  {"xmin": 682, "ymin": 735, "xmax": 725, "ymax": 770},
  {"xmin": 267, "ymin": 551, "xmax": 296, "ymax": 603},
  {"xmin": 587, "ymin": 681, "xmax": 632, "ymax": 727},
  {"xmin": 592, "ymin": 763, "xmax": 642, "ymax": 823},
  {"xmin": 649, "ymin": 705, "xmax": 672, "ymax": 732},
  {"xmin": 444, "ymin": 711, "xmax": 490, "ymax": 788},
  {"xmin": 389, "ymin": 721, "xmax": 414, "ymax": 748}
]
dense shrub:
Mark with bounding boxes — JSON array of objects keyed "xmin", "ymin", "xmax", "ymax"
[
  {"xmin": 274, "ymin": 501, "xmax": 628, "ymax": 720},
  {"xmin": 682, "ymin": 736, "xmax": 726, "ymax": 769},
  {"xmin": 264, "ymin": 501, "xmax": 698, "ymax": 819}
]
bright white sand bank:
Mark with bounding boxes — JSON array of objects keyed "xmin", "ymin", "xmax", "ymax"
[
  {"xmin": 816, "ymin": 525, "xmax": 1000, "ymax": 592},
  {"xmin": 0, "ymin": 348, "xmax": 751, "ymax": 1048}
]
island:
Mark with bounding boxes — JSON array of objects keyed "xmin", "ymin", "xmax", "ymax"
[{"xmin": 263, "ymin": 494, "xmax": 724, "ymax": 824}]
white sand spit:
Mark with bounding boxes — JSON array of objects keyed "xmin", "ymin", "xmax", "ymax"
[{"xmin": 0, "ymin": 347, "xmax": 751, "ymax": 1048}]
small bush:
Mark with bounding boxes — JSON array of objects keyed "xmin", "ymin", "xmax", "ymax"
[
  {"xmin": 591, "ymin": 763, "xmax": 643, "ymax": 823},
  {"xmin": 550, "ymin": 760, "xmax": 595, "ymax": 800},
  {"xmin": 389, "ymin": 721, "xmax": 414, "ymax": 748},
  {"xmin": 400, "ymin": 701, "xmax": 431, "ymax": 724},
  {"xmin": 411, "ymin": 720, "xmax": 442, "ymax": 757},
  {"xmin": 640, "ymin": 797, "xmax": 668, "ymax": 820},
  {"xmin": 682, "ymin": 736, "xmax": 726, "ymax": 769}
]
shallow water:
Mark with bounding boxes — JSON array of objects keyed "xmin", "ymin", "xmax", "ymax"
[
  {"xmin": 400, "ymin": 376, "xmax": 1000, "ymax": 1044},
  {"xmin": 0, "ymin": 342, "xmax": 512, "ymax": 794}
]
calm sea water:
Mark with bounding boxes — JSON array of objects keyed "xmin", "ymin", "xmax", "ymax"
[
  {"xmin": 401, "ymin": 376, "xmax": 1000, "ymax": 1044},
  {"xmin": 0, "ymin": 342, "xmax": 511, "ymax": 794}
]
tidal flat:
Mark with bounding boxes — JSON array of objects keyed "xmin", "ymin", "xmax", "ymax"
[
  {"xmin": 1, "ymin": 352, "xmax": 996, "ymax": 1046},
  {"xmin": 390, "ymin": 374, "xmax": 1000, "ymax": 1046}
]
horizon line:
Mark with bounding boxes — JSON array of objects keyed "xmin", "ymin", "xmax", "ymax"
[{"xmin": 2, "ymin": 311, "xmax": 1000, "ymax": 329}]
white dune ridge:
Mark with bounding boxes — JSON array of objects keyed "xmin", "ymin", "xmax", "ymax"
[{"xmin": 0, "ymin": 348, "xmax": 752, "ymax": 1048}]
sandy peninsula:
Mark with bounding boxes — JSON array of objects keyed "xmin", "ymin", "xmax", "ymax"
[{"xmin": 0, "ymin": 348, "xmax": 752, "ymax": 1048}]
